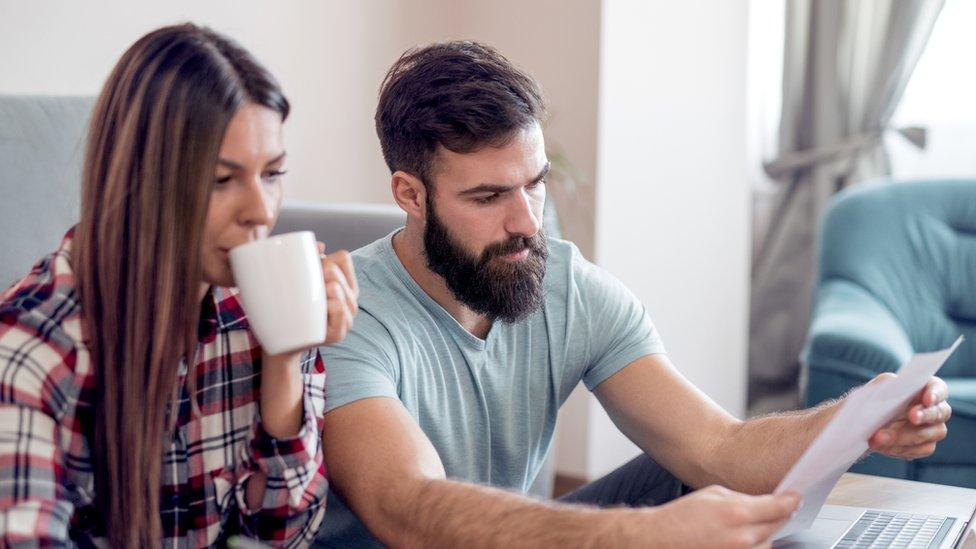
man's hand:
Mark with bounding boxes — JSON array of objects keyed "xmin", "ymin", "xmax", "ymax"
[
  {"xmin": 317, "ymin": 242, "xmax": 358, "ymax": 344},
  {"xmin": 626, "ymin": 486, "xmax": 800, "ymax": 548},
  {"xmin": 868, "ymin": 374, "xmax": 951, "ymax": 459}
]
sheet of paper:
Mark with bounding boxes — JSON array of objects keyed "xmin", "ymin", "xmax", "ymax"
[{"xmin": 772, "ymin": 336, "xmax": 964, "ymax": 540}]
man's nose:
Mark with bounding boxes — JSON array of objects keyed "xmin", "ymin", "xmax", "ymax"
[{"xmin": 505, "ymin": 188, "xmax": 542, "ymax": 237}]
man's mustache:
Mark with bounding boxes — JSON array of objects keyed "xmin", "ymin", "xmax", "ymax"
[{"xmin": 480, "ymin": 234, "xmax": 544, "ymax": 262}]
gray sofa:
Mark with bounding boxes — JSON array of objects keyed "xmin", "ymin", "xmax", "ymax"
[
  {"xmin": 0, "ymin": 94, "xmax": 405, "ymax": 289},
  {"xmin": 0, "ymin": 95, "xmax": 90, "ymax": 288}
]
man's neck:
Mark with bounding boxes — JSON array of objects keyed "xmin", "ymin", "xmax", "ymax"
[{"xmin": 392, "ymin": 228, "xmax": 493, "ymax": 339}]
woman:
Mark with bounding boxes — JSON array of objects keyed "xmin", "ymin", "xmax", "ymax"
[{"xmin": 0, "ymin": 24, "xmax": 356, "ymax": 547}]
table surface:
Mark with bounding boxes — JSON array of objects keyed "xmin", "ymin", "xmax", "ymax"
[{"xmin": 828, "ymin": 473, "xmax": 976, "ymax": 547}]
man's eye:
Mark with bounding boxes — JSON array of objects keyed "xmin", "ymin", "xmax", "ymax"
[
  {"xmin": 527, "ymin": 179, "xmax": 546, "ymax": 191},
  {"xmin": 475, "ymin": 193, "xmax": 500, "ymax": 204}
]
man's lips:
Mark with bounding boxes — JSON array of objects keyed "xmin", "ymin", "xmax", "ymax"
[{"xmin": 498, "ymin": 248, "xmax": 530, "ymax": 261}]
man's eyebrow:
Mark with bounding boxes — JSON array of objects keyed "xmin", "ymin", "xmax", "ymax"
[
  {"xmin": 458, "ymin": 161, "xmax": 552, "ymax": 196},
  {"xmin": 531, "ymin": 161, "xmax": 552, "ymax": 184},
  {"xmin": 458, "ymin": 183, "xmax": 514, "ymax": 196},
  {"xmin": 217, "ymin": 151, "xmax": 287, "ymax": 170}
]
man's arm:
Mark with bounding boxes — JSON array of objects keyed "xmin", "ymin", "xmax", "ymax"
[
  {"xmin": 323, "ymin": 397, "xmax": 622, "ymax": 546},
  {"xmin": 322, "ymin": 396, "xmax": 798, "ymax": 547},
  {"xmin": 595, "ymin": 354, "xmax": 951, "ymax": 495}
]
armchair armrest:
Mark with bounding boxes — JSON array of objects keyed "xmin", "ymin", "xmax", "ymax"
[{"xmin": 802, "ymin": 279, "xmax": 914, "ymax": 404}]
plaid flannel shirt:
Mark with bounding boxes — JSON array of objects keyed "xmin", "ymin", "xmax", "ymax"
[{"xmin": 0, "ymin": 232, "xmax": 329, "ymax": 547}]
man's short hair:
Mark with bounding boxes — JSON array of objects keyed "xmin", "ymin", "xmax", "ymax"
[{"xmin": 375, "ymin": 40, "xmax": 546, "ymax": 188}]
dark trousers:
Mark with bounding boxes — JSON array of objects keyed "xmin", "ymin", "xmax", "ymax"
[
  {"xmin": 558, "ymin": 453, "xmax": 689, "ymax": 507},
  {"xmin": 314, "ymin": 454, "xmax": 686, "ymax": 547}
]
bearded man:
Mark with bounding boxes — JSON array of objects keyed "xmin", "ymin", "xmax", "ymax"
[{"xmin": 313, "ymin": 41, "xmax": 952, "ymax": 548}]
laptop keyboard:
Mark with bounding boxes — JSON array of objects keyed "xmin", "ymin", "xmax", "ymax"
[{"xmin": 833, "ymin": 510, "xmax": 956, "ymax": 548}]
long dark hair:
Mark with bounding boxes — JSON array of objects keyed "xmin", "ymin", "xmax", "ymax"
[{"xmin": 73, "ymin": 24, "xmax": 288, "ymax": 547}]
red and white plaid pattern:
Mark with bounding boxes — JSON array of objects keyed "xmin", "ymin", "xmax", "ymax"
[{"xmin": 0, "ymin": 231, "xmax": 328, "ymax": 547}]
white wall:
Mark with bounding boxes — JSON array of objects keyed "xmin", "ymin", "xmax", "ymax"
[
  {"xmin": 0, "ymin": 0, "xmax": 405, "ymax": 205},
  {"xmin": 586, "ymin": 0, "xmax": 751, "ymax": 478},
  {"xmin": 444, "ymin": 0, "xmax": 603, "ymax": 258},
  {"xmin": 0, "ymin": 0, "xmax": 601, "ymax": 218}
]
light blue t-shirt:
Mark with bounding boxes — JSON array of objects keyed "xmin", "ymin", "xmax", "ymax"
[{"xmin": 317, "ymin": 232, "xmax": 664, "ymax": 544}]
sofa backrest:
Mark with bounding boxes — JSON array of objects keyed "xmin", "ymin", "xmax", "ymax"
[
  {"xmin": 272, "ymin": 201, "xmax": 404, "ymax": 252},
  {"xmin": 0, "ymin": 94, "xmax": 405, "ymax": 290},
  {"xmin": 0, "ymin": 94, "xmax": 91, "ymax": 288}
]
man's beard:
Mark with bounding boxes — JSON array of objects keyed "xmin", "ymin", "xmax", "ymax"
[{"xmin": 423, "ymin": 200, "xmax": 548, "ymax": 324}]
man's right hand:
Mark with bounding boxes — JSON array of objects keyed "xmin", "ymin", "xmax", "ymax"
[{"xmin": 615, "ymin": 485, "xmax": 800, "ymax": 548}]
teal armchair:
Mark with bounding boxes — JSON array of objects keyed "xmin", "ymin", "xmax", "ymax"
[{"xmin": 802, "ymin": 179, "xmax": 976, "ymax": 488}]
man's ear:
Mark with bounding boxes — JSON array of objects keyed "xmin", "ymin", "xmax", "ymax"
[{"xmin": 391, "ymin": 170, "xmax": 429, "ymax": 221}]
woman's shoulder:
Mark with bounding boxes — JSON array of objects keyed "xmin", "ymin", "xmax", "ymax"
[{"xmin": 0, "ymin": 238, "xmax": 91, "ymax": 417}]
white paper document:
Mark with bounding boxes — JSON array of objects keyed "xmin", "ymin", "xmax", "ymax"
[{"xmin": 772, "ymin": 336, "xmax": 964, "ymax": 540}]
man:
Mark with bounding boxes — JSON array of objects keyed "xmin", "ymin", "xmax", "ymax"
[{"xmin": 314, "ymin": 41, "xmax": 952, "ymax": 547}]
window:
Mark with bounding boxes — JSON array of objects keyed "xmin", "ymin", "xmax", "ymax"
[{"xmin": 887, "ymin": 0, "xmax": 976, "ymax": 179}]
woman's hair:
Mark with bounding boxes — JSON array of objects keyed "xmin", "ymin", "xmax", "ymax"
[{"xmin": 73, "ymin": 23, "xmax": 288, "ymax": 547}]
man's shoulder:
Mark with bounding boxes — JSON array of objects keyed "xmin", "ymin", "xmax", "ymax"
[
  {"xmin": 346, "ymin": 233, "xmax": 422, "ymax": 337},
  {"xmin": 541, "ymin": 237, "xmax": 640, "ymax": 324},
  {"xmin": 544, "ymin": 237, "xmax": 603, "ymax": 291},
  {"xmin": 350, "ymin": 233, "xmax": 399, "ymax": 290},
  {"xmin": 545, "ymin": 236, "xmax": 579, "ymax": 260},
  {"xmin": 351, "ymin": 232, "xmax": 396, "ymax": 261}
]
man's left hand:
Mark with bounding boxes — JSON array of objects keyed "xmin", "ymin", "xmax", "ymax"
[{"xmin": 868, "ymin": 374, "xmax": 951, "ymax": 460}]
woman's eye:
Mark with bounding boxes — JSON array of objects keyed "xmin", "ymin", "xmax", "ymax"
[
  {"xmin": 214, "ymin": 175, "xmax": 233, "ymax": 186},
  {"xmin": 263, "ymin": 169, "xmax": 288, "ymax": 182}
]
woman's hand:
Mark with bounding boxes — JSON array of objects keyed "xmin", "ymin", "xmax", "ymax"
[
  {"xmin": 256, "ymin": 242, "xmax": 358, "ymax": 441},
  {"xmin": 317, "ymin": 242, "xmax": 358, "ymax": 345}
]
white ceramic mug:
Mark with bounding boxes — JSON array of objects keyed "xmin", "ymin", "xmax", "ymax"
[{"xmin": 229, "ymin": 231, "xmax": 327, "ymax": 355}]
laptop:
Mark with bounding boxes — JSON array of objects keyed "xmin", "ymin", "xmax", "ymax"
[{"xmin": 774, "ymin": 503, "xmax": 976, "ymax": 548}]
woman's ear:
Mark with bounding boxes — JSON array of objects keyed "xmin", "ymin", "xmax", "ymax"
[{"xmin": 391, "ymin": 170, "xmax": 429, "ymax": 221}]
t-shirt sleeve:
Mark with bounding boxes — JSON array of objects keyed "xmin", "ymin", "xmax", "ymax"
[
  {"xmin": 321, "ymin": 310, "xmax": 401, "ymax": 413},
  {"xmin": 577, "ymin": 258, "xmax": 666, "ymax": 391}
]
